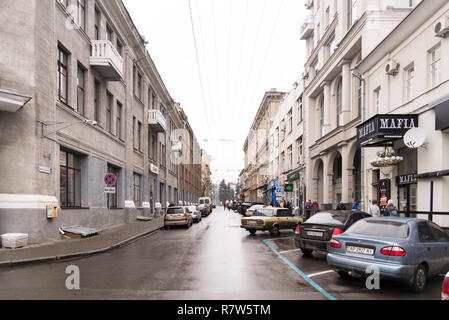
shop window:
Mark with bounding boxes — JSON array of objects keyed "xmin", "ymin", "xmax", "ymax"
[{"xmin": 60, "ymin": 150, "xmax": 82, "ymax": 208}]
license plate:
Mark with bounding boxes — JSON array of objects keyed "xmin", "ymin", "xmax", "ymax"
[
  {"xmin": 347, "ymin": 246, "xmax": 374, "ymax": 256},
  {"xmin": 307, "ymin": 231, "xmax": 324, "ymax": 237},
  {"xmin": 248, "ymin": 221, "xmax": 257, "ymax": 225}
]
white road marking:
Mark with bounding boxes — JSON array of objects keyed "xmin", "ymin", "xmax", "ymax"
[
  {"xmin": 307, "ymin": 270, "xmax": 335, "ymax": 278},
  {"xmin": 279, "ymin": 249, "xmax": 301, "ymax": 254}
]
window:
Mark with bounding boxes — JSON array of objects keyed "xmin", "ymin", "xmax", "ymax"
[
  {"xmin": 312, "ymin": 58, "xmax": 319, "ymax": 77},
  {"xmin": 357, "ymin": 77, "xmax": 363, "ymax": 116},
  {"xmin": 106, "ymin": 25, "xmax": 113, "ymax": 42},
  {"xmin": 151, "ymin": 92, "xmax": 156, "ymax": 109},
  {"xmin": 287, "ymin": 146, "xmax": 293, "ymax": 171},
  {"xmin": 326, "ymin": 34, "xmax": 337, "ymax": 59},
  {"xmin": 161, "ymin": 142, "xmax": 166, "ymax": 168},
  {"xmin": 57, "ymin": 46, "xmax": 69, "ymax": 104},
  {"xmin": 106, "ymin": 92, "xmax": 113, "ymax": 133},
  {"xmin": 287, "ymin": 109, "xmax": 293, "ymax": 134},
  {"xmin": 297, "ymin": 137, "xmax": 303, "ymax": 164},
  {"xmin": 348, "ymin": 0, "xmax": 357, "ymax": 29},
  {"xmin": 77, "ymin": 0, "xmax": 85, "ymax": 30},
  {"xmin": 137, "ymin": 73, "xmax": 142, "ymax": 99},
  {"xmin": 430, "ymin": 45, "xmax": 441, "ymax": 88},
  {"xmin": 138, "ymin": 121, "xmax": 142, "ymax": 151},
  {"xmin": 116, "ymin": 40, "xmax": 123, "ymax": 57},
  {"xmin": 133, "ymin": 173, "xmax": 141, "ymax": 207},
  {"xmin": 151, "ymin": 133, "xmax": 157, "ymax": 160},
  {"xmin": 336, "ymin": 78, "xmax": 343, "ymax": 126},
  {"xmin": 405, "ymin": 65, "xmax": 415, "ymax": 101},
  {"xmin": 94, "ymin": 8, "xmax": 100, "ymax": 40},
  {"xmin": 133, "ymin": 116, "xmax": 136, "ymax": 148},
  {"xmin": 107, "ymin": 164, "xmax": 119, "ymax": 208},
  {"xmin": 325, "ymin": 7, "xmax": 330, "ymax": 28},
  {"xmin": 94, "ymin": 80, "xmax": 100, "ymax": 122},
  {"xmin": 60, "ymin": 150, "xmax": 82, "ymax": 208},
  {"xmin": 374, "ymin": 87, "xmax": 381, "ymax": 114},
  {"xmin": 297, "ymin": 97, "xmax": 303, "ymax": 123},
  {"xmin": 77, "ymin": 64, "xmax": 85, "ymax": 115},
  {"xmin": 116, "ymin": 102, "xmax": 122, "ymax": 139}
]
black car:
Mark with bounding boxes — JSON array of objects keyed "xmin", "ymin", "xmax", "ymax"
[
  {"xmin": 294, "ymin": 210, "xmax": 371, "ymax": 256},
  {"xmin": 198, "ymin": 204, "xmax": 210, "ymax": 217},
  {"xmin": 238, "ymin": 202, "xmax": 264, "ymax": 215}
]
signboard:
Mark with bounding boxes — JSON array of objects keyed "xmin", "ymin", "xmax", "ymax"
[
  {"xmin": 284, "ymin": 184, "xmax": 294, "ymax": 192},
  {"xmin": 435, "ymin": 98, "xmax": 449, "ymax": 131},
  {"xmin": 378, "ymin": 179, "xmax": 391, "ymax": 214},
  {"xmin": 39, "ymin": 166, "xmax": 53, "ymax": 174},
  {"xmin": 396, "ymin": 174, "xmax": 417, "ymax": 186},
  {"xmin": 104, "ymin": 187, "xmax": 116, "ymax": 194},
  {"xmin": 357, "ymin": 114, "xmax": 419, "ymax": 147},
  {"xmin": 279, "ymin": 174, "xmax": 285, "ymax": 185},
  {"xmin": 257, "ymin": 190, "xmax": 264, "ymax": 198},
  {"xmin": 276, "ymin": 188, "xmax": 282, "ymax": 194},
  {"xmin": 287, "ymin": 171, "xmax": 300, "ymax": 182},
  {"xmin": 104, "ymin": 173, "xmax": 117, "ymax": 186},
  {"xmin": 150, "ymin": 164, "xmax": 159, "ymax": 175}
]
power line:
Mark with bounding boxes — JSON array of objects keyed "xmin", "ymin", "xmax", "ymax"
[{"xmin": 188, "ymin": 0, "xmax": 212, "ymax": 133}]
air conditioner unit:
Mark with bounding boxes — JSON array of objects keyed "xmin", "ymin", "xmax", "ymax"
[
  {"xmin": 434, "ymin": 16, "xmax": 449, "ymax": 38},
  {"xmin": 385, "ymin": 60, "xmax": 400, "ymax": 76}
]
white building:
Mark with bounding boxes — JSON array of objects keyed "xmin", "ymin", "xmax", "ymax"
[{"xmin": 354, "ymin": 0, "xmax": 449, "ymax": 225}]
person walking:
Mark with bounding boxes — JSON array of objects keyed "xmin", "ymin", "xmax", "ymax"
[
  {"xmin": 369, "ymin": 200, "xmax": 381, "ymax": 217},
  {"xmin": 385, "ymin": 199, "xmax": 399, "ymax": 217},
  {"xmin": 224, "ymin": 202, "xmax": 227, "ymax": 211},
  {"xmin": 311, "ymin": 201, "xmax": 319, "ymax": 215},
  {"xmin": 352, "ymin": 201, "xmax": 360, "ymax": 211},
  {"xmin": 336, "ymin": 201, "xmax": 346, "ymax": 210}
]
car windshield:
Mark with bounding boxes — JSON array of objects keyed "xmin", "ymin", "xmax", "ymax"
[
  {"xmin": 249, "ymin": 205, "xmax": 265, "ymax": 210},
  {"xmin": 253, "ymin": 209, "xmax": 274, "ymax": 217},
  {"xmin": 188, "ymin": 206, "xmax": 196, "ymax": 211},
  {"xmin": 166, "ymin": 208, "xmax": 184, "ymax": 214},
  {"xmin": 345, "ymin": 220, "xmax": 410, "ymax": 238},
  {"xmin": 306, "ymin": 212, "xmax": 351, "ymax": 225}
]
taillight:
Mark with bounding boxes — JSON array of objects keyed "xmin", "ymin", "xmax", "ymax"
[
  {"xmin": 330, "ymin": 238, "xmax": 341, "ymax": 249},
  {"xmin": 184, "ymin": 213, "xmax": 188, "ymax": 217},
  {"xmin": 164, "ymin": 214, "xmax": 167, "ymax": 219},
  {"xmin": 242, "ymin": 219, "xmax": 247, "ymax": 225},
  {"xmin": 295, "ymin": 225, "xmax": 300, "ymax": 235},
  {"xmin": 332, "ymin": 228, "xmax": 344, "ymax": 237},
  {"xmin": 380, "ymin": 246, "xmax": 406, "ymax": 257},
  {"xmin": 442, "ymin": 274, "xmax": 449, "ymax": 300},
  {"xmin": 257, "ymin": 220, "xmax": 264, "ymax": 225}
]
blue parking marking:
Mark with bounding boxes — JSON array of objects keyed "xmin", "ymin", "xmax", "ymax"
[{"xmin": 262, "ymin": 240, "xmax": 337, "ymax": 301}]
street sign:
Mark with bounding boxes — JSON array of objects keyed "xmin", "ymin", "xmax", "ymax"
[
  {"xmin": 104, "ymin": 187, "xmax": 116, "ymax": 194},
  {"xmin": 104, "ymin": 173, "xmax": 117, "ymax": 186}
]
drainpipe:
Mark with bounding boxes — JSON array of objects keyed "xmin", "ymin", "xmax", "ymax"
[{"xmin": 351, "ymin": 67, "xmax": 366, "ymax": 211}]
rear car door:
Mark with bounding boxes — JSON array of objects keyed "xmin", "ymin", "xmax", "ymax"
[
  {"xmin": 417, "ymin": 222, "xmax": 441, "ymax": 276},
  {"xmin": 277, "ymin": 209, "xmax": 291, "ymax": 228},
  {"xmin": 428, "ymin": 222, "xmax": 449, "ymax": 273}
]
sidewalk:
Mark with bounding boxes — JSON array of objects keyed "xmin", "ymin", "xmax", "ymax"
[{"xmin": 0, "ymin": 217, "xmax": 164, "ymax": 268}]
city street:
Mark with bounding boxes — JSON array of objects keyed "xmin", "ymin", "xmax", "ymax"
[{"xmin": 0, "ymin": 207, "xmax": 443, "ymax": 300}]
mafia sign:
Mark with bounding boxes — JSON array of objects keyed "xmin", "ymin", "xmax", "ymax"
[
  {"xmin": 357, "ymin": 114, "xmax": 419, "ymax": 147},
  {"xmin": 396, "ymin": 173, "xmax": 418, "ymax": 186}
]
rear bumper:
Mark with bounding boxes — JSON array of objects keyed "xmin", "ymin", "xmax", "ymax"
[
  {"xmin": 240, "ymin": 225, "xmax": 266, "ymax": 231},
  {"xmin": 327, "ymin": 253, "xmax": 416, "ymax": 283},
  {"xmin": 294, "ymin": 234, "xmax": 329, "ymax": 252},
  {"xmin": 164, "ymin": 219, "xmax": 189, "ymax": 226}
]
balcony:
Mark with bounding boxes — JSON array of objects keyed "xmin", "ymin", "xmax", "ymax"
[
  {"xmin": 148, "ymin": 109, "xmax": 166, "ymax": 132},
  {"xmin": 300, "ymin": 15, "xmax": 314, "ymax": 40},
  {"xmin": 90, "ymin": 40, "xmax": 124, "ymax": 81}
]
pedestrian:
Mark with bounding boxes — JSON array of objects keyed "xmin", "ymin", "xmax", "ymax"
[
  {"xmin": 385, "ymin": 199, "xmax": 399, "ymax": 217},
  {"xmin": 311, "ymin": 201, "xmax": 319, "ymax": 215},
  {"xmin": 336, "ymin": 201, "xmax": 346, "ymax": 210},
  {"xmin": 224, "ymin": 202, "xmax": 227, "ymax": 210},
  {"xmin": 369, "ymin": 199, "xmax": 381, "ymax": 217},
  {"xmin": 352, "ymin": 201, "xmax": 360, "ymax": 211}
]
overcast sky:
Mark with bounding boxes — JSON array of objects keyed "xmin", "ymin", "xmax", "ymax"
[{"xmin": 123, "ymin": 0, "xmax": 307, "ymax": 184}]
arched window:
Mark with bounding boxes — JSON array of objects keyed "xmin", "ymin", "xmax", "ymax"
[{"xmin": 336, "ymin": 78, "xmax": 342, "ymax": 126}]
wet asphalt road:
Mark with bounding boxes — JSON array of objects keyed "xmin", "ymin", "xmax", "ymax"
[{"xmin": 0, "ymin": 207, "xmax": 443, "ymax": 300}]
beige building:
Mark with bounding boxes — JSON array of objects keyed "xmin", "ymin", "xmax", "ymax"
[
  {"xmin": 242, "ymin": 90, "xmax": 285, "ymax": 203},
  {"xmin": 301, "ymin": 0, "xmax": 419, "ymax": 210},
  {"xmin": 0, "ymin": 0, "xmax": 202, "ymax": 243},
  {"xmin": 354, "ymin": 0, "xmax": 449, "ymax": 225}
]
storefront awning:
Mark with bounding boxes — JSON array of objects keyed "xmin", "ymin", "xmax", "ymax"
[
  {"xmin": 357, "ymin": 114, "xmax": 419, "ymax": 147},
  {"xmin": 0, "ymin": 88, "xmax": 32, "ymax": 112}
]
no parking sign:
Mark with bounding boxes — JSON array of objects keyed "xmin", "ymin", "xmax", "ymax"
[{"xmin": 104, "ymin": 173, "xmax": 117, "ymax": 186}]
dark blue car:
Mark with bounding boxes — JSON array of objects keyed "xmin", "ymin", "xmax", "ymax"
[{"xmin": 327, "ymin": 217, "xmax": 449, "ymax": 292}]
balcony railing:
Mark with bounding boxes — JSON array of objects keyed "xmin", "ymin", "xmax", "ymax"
[
  {"xmin": 90, "ymin": 40, "xmax": 124, "ymax": 81},
  {"xmin": 148, "ymin": 109, "xmax": 167, "ymax": 132},
  {"xmin": 300, "ymin": 15, "xmax": 314, "ymax": 40}
]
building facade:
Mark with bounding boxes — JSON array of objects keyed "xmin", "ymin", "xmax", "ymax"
[
  {"xmin": 301, "ymin": 0, "xmax": 419, "ymax": 211},
  {"xmin": 354, "ymin": 0, "xmax": 449, "ymax": 226},
  {"xmin": 0, "ymin": 0, "xmax": 203, "ymax": 243}
]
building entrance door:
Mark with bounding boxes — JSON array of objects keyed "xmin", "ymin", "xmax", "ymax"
[{"xmin": 399, "ymin": 184, "xmax": 417, "ymax": 217}]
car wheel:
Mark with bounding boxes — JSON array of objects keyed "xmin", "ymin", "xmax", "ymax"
[
  {"xmin": 270, "ymin": 226, "xmax": 280, "ymax": 237},
  {"xmin": 301, "ymin": 249, "xmax": 313, "ymax": 256},
  {"xmin": 164, "ymin": 226, "xmax": 169, "ymax": 230},
  {"xmin": 337, "ymin": 271, "xmax": 350, "ymax": 279},
  {"xmin": 185, "ymin": 222, "xmax": 190, "ymax": 229},
  {"xmin": 249, "ymin": 230, "xmax": 257, "ymax": 236},
  {"xmin": 410, "ymin": 264, "xmax": 427, "ymax": 293}
]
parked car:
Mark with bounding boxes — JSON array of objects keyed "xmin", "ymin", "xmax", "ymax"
[
  {"xmin": 238, "ymin": 202, "xmax": 264, "ymax": 215},
  {"xmin": 199, "ymin": 197, "xmax": 213, "ymax": 213},
  {"xmin": 187, "ymin": 206, "xmax": 202, "ymax": 223},
  {"xmin": 198, "ymin": 204, "xmax": 210, "ymax": 217},
  {"xmin": 164, "ymin": 206, "xmax": 193, "ymax": 229},
  {"xmin": 295, "ymin": 210, "xmax": 371, "ymax": 256},
  {"xmin": 241, "ymin": 207, "xmax": 303, "ymax": 236},
  {"xmin": 443, "ymin": 272, "xmax": 449, "ymax": 300},
  {"xmin": 327, "ymin": 217, "xmax": 449, "ymax": 293},
  {"xmin": 245, "ymin": 204, "xmax": 268, "ymax": 217}
]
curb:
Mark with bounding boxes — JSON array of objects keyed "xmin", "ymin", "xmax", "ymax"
[{"xmin": 0, "ymin": 226, "xmax": 163, "ymax": 269}]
